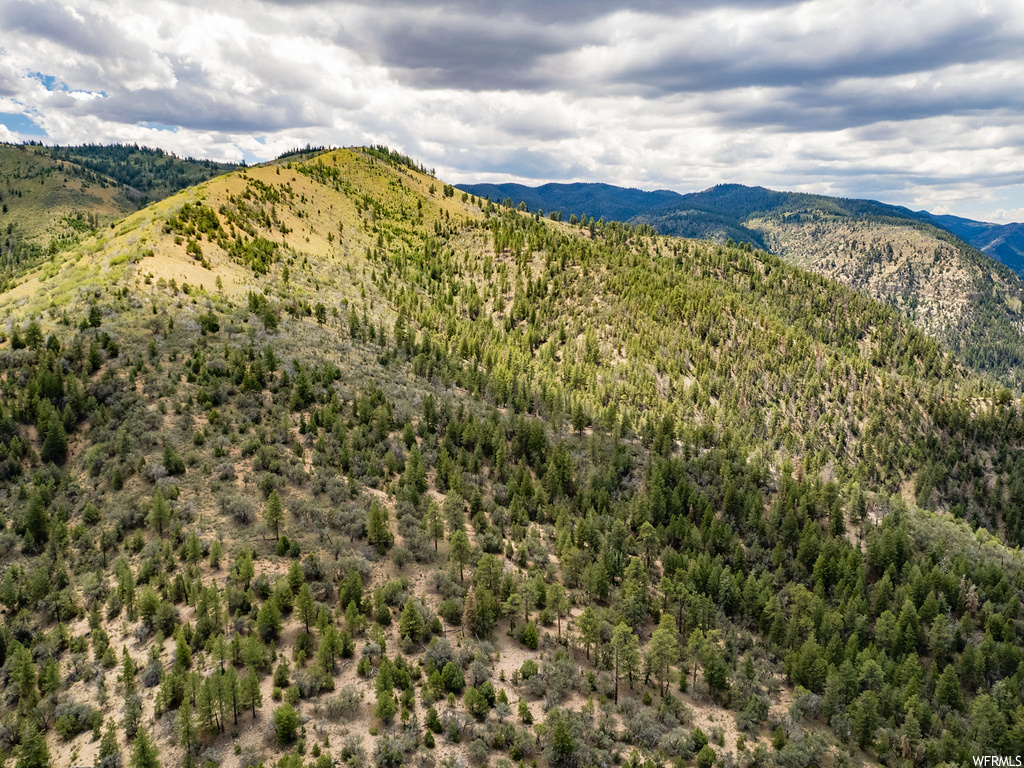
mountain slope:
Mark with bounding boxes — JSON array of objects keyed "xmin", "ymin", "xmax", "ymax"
[
  {"xmin": 0, "ymin": 143, "xmax": 137, "ymax": 287},
  {"xmin": 930, "ymin": 213, "xmax": 1024, "ymax": 275},
  {"xmin": 45, "ymin": 143, "xmax": 238, "ymax": 207},
  {"xmin": 0, "ymin": 149, "xmax": 1022, "ymax": 768},
  {"xmin": 0, "ymin": 142, "xmax": 239, "ymax": 293},
  {"xmin": 633, "ymin": 186, "xmax": 1024, "ymax": 387},
  {"xmin": 457, "ymin": 180, "xmax": 1024, "ymax": 386}
]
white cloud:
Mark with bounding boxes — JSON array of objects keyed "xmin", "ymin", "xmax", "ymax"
[{"xmin": 0, "ymin": 0, "xmax": 1022, "ymax": 220}]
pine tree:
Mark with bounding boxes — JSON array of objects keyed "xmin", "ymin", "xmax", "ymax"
[
  {"xmin": 399, "ymin": 598, "xmax": 424, "ymax": 643},
  {"xmin": 463, "ymin": 587, "xmax": 479, "ymax": 638},
  {"xmin": 548, "ymin": 583, "xmax": 569, "ymax": 642},
  {"xmin": 367, "ymin": 501, "xmax": 393, "ymax": 553},
  {"xmin": 610, "ymin": 622, "xmax": 641, "ymax": 704},
  {"xmin": 518, "ymin": 698, "xmax": 533, "ymax": 724},
  {"xmin": 222, "ymin": 667, "xmax": 240, "ymax": 725},
  {"xmin": 637, "ymin": 521, "xmax": 659, "ymax": 569},
  {"xmin": 24, "ymin": 492, "xmax": 49, "ymax": 549},
  {"xmin": 375, "ymin": 659, "xmax": 397, "ymax": 723},
  {"xmin": 10, "ymin": 644, "xmax": 38, "ymax": 711},
  {"xmin": 576, "ymin": 607, "xmax": 599, "ymax": 660},
  {"xmin": 233, "ymin": 548, "xmax": 254, "ymax": 591},
  {"xmin": 149, "ymin": 490, "xmax": 169, "ymax": 537},
  {"xmin": 130, "ymin": 727, "xmax": 161, "ymax": 768},
  {"xmin": 257, "ymin": 598, "xmax": 282, "ymax": 642},
  {"xmin": 426, "ymin": 501, "xmax": 444, "ymax": 551},
  {"xmin": 95, "ymin": 718, "xmax": 122, "ymax": 768},
  {"xmin": 40, "ymin": 410, "xmax": 68, "ymax": 465},
  {"xmin": 177, "ymin": 697, "xmax": 196, "ymax": 757},
  {"xmin": 296, "ymin": 583, "xmax": 315, "ymax": 634},
  {"xmin": 16, "ymin": 721, "xmax": 50, "ymax": 768},
  {"xmin": 449, "ymin": 529, "xmax": 471, "ymax": 582},
  {"xmin": 264, "ymin": 489, "xmax": 284, "ymax": 541},
  {"xmin": 647, "ymin": 613, "xmax": 680, "ymax": 695},
  {"xmin": 174, "ymin": 630, "xmax": 192, "ymax": 671},
  {"xmin": 240, "ymin": 667, "xmax": 262, "ymax": 718}
]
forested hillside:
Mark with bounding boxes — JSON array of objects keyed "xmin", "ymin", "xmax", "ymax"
[
  {"xmin": 634, "ymin": 188, "xmax": 1024, "ymax": 388},
  {"xmin": 0, "ymin": 143, "xmax": 238, "ymax": 296},
  {"xmin": 45, "ymin": 145, "xmax": 238, "ymax": 208},
  {"xmin": 0, "ymin": 144, "xmax": 136, "ymax": 292},
  {"xmin": 0, "ymin": 148, "xmax": 1021, "ymax": 768},
  {"xmin": 458, "ymin": 180, "xmax": 1024, "ymax": 387}
]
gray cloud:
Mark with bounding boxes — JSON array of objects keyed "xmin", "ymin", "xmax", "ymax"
[{"xmin": 0, "ymin": 0, "xmax": 1022, "ymax": 220}]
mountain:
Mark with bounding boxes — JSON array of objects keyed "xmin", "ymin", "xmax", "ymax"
[
  {"xmin": 1, "ymin": 147, "xmax": 1023, "ymax": 768},
  {"xmin": 459, "ymin": 180, "xmax": 1024, "ymax": 279},
  {"xmin": 634, "ymin": 185, "xmax": 1024, "ymax": 386},
  {"xmin": 456, "ymin": 181, "xmax": 682, "ymax": 224},
  {"xmin": 929, "ymin": 213, "xmax": 1024, "ymax": 275}
]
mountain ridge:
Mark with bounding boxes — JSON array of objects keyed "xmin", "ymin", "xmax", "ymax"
[{"xmin": 457, "ymin": 179, "xmax": 1024, "ymax": 272}]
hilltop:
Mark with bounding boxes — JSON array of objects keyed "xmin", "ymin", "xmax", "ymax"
[{"xmin": 0, "ymin": 147, "xmax": 1021, "ymax": 768}]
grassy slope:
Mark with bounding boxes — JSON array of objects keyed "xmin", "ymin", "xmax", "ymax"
[
  {"xmin": 1, "ymin": 150, "xmax": 1023, "ymax": 768},
  {"xmin": 0, "ymin": 144, "xmax": 136, "ymax": 285}
]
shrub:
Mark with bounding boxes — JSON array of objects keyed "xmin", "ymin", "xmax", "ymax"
[
  {"xmin": 54, "ymin": 700, "xmax": 102, "ymax": 740},
  {"xmin": 273, "ymin": 704, "xmax": 300, "ymax": 744},
  {"xmin": 325, "ymin": 686, "xmax": 363, "ymax": 719},
  {"xmin": 520, "ymin": 622, "xmax": 538, "ymax": 650}
]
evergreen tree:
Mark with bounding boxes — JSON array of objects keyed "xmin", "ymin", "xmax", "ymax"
[
  {"xmin": 15, "ymin": 722, "xmax": 50, "ymax": 768},
  {"xmin": 367, "ymin": 501, "xmax": 393, "ymax": 553},
  {"xmin": 449, "ymin": 529, "xmax": 471, "ymax": 582},
  {"xmin": 273, "ymin": 704, "xmax": 299, "ymax": 744},
  {"xmin": 264, "ymin": 489, "xmax": 284, "ymax": 541},
  {"xmin": 375, "ymin": 659, "xmax": 397, "ymax": 723},
  {"xmin": 10, "ymin": 644, "xmax": 38, "ymax": 711},
  {"xmin": 463, "ymin": 587, "xmax": 479, "ymax": 638},
  {"xmin": 240, "ymin": 668, "xmax": 262, "ymax": 718},
  {"xmin": 548, "ymin": 583, "xmax": 570, "ymax": 642},
  {"xmin": 130, "ymin": 727, "xmax": 161, "ymax": 768},
  {"xmin": 233, "ymin": 548, "xmax": 254, "ymax": 591},
  {"xmin": 40, "ymin": 411, "xmax": 68, "ymax": 464},
  {"xmin": 399, "ymin": 598, "xmax": 424, "ymax": 643},
  {"xmin": 221, "ymin": 667, "xmax": 240, "ymax": 725},
  {"xmin": 177, "ymin": 697, "xmax": 196, "ymax": 757},
  {"xmin": 257, "ymin": 598, "xmax": 282, "ymax": 641},
  {"xmin": 426, "ymin": 501, "xmax": 444, "ymax": 551},
  {"xmin": 296, "ymin": 583, "xmax": 315, "ymax": 634},
  {"xmin": 647, "ymin": 613, "xmax": 679, "ymax": 696},
  {"xmin": 518, "ymin": 698, "xmax": 533, "ymax": 724},
  {"xmin": 24, "ymin": 492, "xmax": 49, "ymax": 549},
  {"xmin": 95, "ymin": 718, "xmax": 122, "ymax": 768},
  {"xmin": 149, "ymin": 490, "xmax": 170, "ymax": 537},
  {"xmin": 610, "ymin": 622, "xmax": 641, "ymax": 704},
  {"xmin": 576, "ymin": 607, "xmax": 600, "ymax": 660}
]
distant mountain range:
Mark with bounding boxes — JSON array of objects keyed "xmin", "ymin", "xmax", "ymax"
[{"xmin": 458, "ymin": 181, "xmax": 1024, "ymax": 277}]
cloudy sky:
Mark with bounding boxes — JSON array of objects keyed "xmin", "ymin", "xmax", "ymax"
[{"xmin": 1, "ymin": 0, "xmax": 1023, "ymax": 221}]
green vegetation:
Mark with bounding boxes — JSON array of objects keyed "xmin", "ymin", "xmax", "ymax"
[
  {"xmin": 47, "ymin": 143, "xmax": 238, "ymax": 206},
  {"xmin": 0, "ymin": 147, "xmax": 1021, "ymax": 768}
]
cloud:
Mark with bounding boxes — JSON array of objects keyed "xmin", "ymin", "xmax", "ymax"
[{"xmin": 0, "ymin": 0, "xmax": 1022, "ymax": 220}]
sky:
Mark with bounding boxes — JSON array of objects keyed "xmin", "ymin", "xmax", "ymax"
[{"xmin": 1, "ymin": 0, "xmax": 1024, "ymax": 222}]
